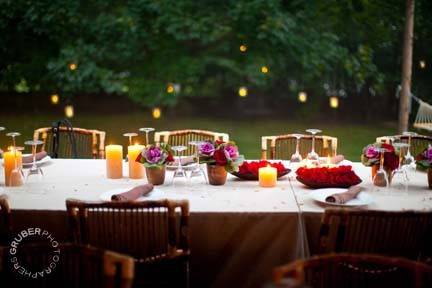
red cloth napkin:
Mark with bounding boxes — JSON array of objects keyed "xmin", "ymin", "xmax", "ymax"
[
  {"xmin": 325, "ymin": 186, "xmax": 363, "ymax": 204},
  {"xmin": 22, "ymin": 151, "xmax": 48, "ymax": 164},
  {"xmin": 111, "ymin": 184, "xmax": 154, "ymax": 201}
]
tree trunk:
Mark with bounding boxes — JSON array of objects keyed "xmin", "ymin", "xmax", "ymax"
[{"xmin": 398, "ymin": 0, "xmax": 415, "ymax": 133}]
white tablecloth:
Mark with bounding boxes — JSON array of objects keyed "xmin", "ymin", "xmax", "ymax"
[{"xmin": 2, "ymin": 159, "xmax": 432, "ymax": 287}]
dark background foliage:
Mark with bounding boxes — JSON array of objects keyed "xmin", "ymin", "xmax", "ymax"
[{"xmin": 1, "ymin": 0, "xmax": 431, "ymax": 120}]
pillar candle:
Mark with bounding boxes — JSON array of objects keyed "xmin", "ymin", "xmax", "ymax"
[
  {"xmin": 128, "ymin": 144, "xmax": 145, "ymax": 179},
  {"xmin": 259, "ymin": 165, "xmax": 277, "ymax": 187},
  {"xmin": 106, "ymin": 145, "xmax": 123, "ymax": 179},
  {"xmin": 4, "ymin": 149, "xmax": 23, "ymax": 186}
]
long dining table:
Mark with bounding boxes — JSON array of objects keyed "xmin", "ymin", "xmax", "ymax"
[{"xmin": 2, "ymin": 159, "xmax": 432, "ymax": 287}]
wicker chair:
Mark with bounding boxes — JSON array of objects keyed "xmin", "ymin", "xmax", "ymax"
[
  {"xmin": 155, "ymin": 129, "xmax": 229, "ymax": 155},
  {"xmin": 317, "ymin": 209, "xmax": 432, "ymax": 261},
  {"xmin": 376, "ymin": 134, "xmax": 432, "ymax": 158},
  {"xmin": 0, "ymin": 243, "xmax": 134, "ymax": 288},
  {"xmin": 66, "ymin": 199, "xmax": 190, "ymax": 287},
  {"xmin": 261, "ymin": 134, "xmax": 338, "ymax": 160},
  {"xmin": 0, "ymin": 194, "xmax": 11, "ymax": 246},
  {"xmin": 273, "ymin": 253, "xmax": 432, "ymax": 288},
  {"xmin": 33, "ymin": 127, "xmax": 106, "ymax": 159}
]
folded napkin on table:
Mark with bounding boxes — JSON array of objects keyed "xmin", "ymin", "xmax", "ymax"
[
  {"xmin": 331, "ymin": 155, "xmax": 345, "ymax": 164},
  {"xmin": 22, "ymin": 151, "xmax": 48, "ymax": 164},
  {"xmin": 111, "ymin": 184, "xmax": 154, "ymax": 201},
  {"xmin": 170, "ymin": 156, "xmax": 196, "ymax": 166},
  {"xmin": 325, "ymin": 186, "xmax": 362, "ymax": 204}
]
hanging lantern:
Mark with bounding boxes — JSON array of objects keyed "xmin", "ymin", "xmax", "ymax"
[
  {"xmin": 166, "ymin": 84, "xmax": 174, "ymax": 93},
  {"xmin": 50, "ymin": 94, "xmax": 59, "ymax": 105},
  {"xmin": 298, "ymin": 91, "xmax": 307, "ymax": 103},
  {"xmin": 152, "ymin": 107, "xmax": 161, "ymax": 119},
  {"xmin": 329, "ymin": 96, "xmax": 339, "ymax": 109},
  {"xmin": 238, "ymin": 87, "xmax": 248, "ymax": 97},
  {"xmin": 239, "ymin": 44, "xmax": 247, "ymax": 52},
  {"xmin": 69, "ymin": 63, "xmax": 77, "ymax": 71},
  {"xmin": 65, "ymin": 105, "xmax": 74, "ymax": 118}
]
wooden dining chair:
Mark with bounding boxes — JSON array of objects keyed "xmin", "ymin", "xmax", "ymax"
[
  {"xmin": 0, "ymin": 243, "xmax": 135, "ymax": 288},
  {"xmin": 66, "ymin": 199, "xmax": 190, "ymax": 288},
  {"xmin": 376, "ymin": 134, "xmax": 432, "ymax": 158},
  {"xmin": 33, "ymin": 126, "xmax": 106, "ymax": 159},
  {"xmin": 261, "ymin": 134, "xmax": 338, "ymax": 160},
  {"xmin": 317, "ymin": 208, "xmax": 432, "ymax": 261},
  {"xmin": 273, "ymin": 253, "xmax": 432, "ymax": 288},
  {"xmin": 155, "ymin": 129, "xmax": 229, "ymax": 155},
  {"xmin": 0, "ymin": 194, "xmax": 11, "ymax": 246}
]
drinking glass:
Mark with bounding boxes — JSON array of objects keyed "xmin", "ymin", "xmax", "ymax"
[
  {"xmin": 392, "ymin": 142, "xmax": 411, "ymax": 193},
  {"xmin": 123, "ymin": 132, "xmax": 138, "ymax": 146},
  {"xmin": 402, "ymin": 131, "xmax": 417, "ymax": 167},
  {"xmin": 290, "ymin": 134, "xmax": 303, "ymax": 163},
  {"xmin": 306, "ymin": 129, "xmax": 322, "ymax": 161},
  {"xmin": 171, "ymin": 145, "xmax": 188, "ymax": 182},
  {"xmin": 373, "ymin": 147, "xmax": 390, "ymax": 189},
  {"xmin": 139, "ymin": 128, "xmax": 155, "ymax": 145},
  {"xmin": 123, "ymin": 132, "xmax": 138, "ymax": 161},
  {"xmin": 24, "ymin": 140, "xmax": 45, "ymax": 183},
  {"xmin": 189, "ymin": 141, "xmax": 207, "ymax": 182}
]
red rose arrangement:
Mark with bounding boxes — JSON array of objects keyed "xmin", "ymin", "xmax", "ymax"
[
  {"xmin": 296, "ymin": 165, "xmax": 362, "ymax": 188},
  {"xmin": 232, "ymin": 160, "xmax": 290, "ymax": 180}
]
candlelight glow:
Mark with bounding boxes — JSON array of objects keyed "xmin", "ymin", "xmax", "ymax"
[
  {"xmin": 329, "ymin": 96, "xmax": 339, "ymax": 109},
  {"xmin": 65, "ymin": 105, "xmax": 74, "ymax": 118},
  {"xmin": 261, "ymin": 66, "xmax": 269, "ymax": 73},
  {"xmin": 298, "ymin": 91, "xmax": 307, "ymax": 103},
  {"xmin": 419, "ymin": 60, "xmax": 426, "ymax": 69},
  {"xmin": 238, "ymin": 87, "xmax": 248, "ymax": 97},
  {"xmin": 239, "ymin": 44, "xmax": 247, "ymax": 52},
  {"xmin": 50, "ymin": 94, "xmax": 59, "ymax": 105},
  {"xmin": 152, "ymin": 107, "xmax": 161, "ymax": 119},
  {"xmin": 69, "ymin": 63, "xmax": 77, "ymax": 71}
]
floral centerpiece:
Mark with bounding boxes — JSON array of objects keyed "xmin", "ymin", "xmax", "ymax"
[
  {"xmin": 232, "ymin": 160, "xmax": 290, "ymax": 180},
  {"xmin": 361, "ymin": 142, "xmax": 399, "ymax": 186},
  {"xmin": 296, "ymin": 165, "xmax": 361, "ymax": 188},
  {"xmin": 137, "ymin": 143, "xmax": 173, "ymax": 185},
  {"xmin": 415, "ymin": 146, "xmax": 432, "ymax": 189},
  {"xmin": 361, "ymin": 143, "xmax": 399, "ymax": 170},
  {"xmin": 199, "ymin": 140, "xmax": 244, "ymax": 185}
]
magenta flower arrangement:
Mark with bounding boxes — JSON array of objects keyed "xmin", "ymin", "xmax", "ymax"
[
  {"xmin": 198, "ymin": 140, "xmax": 243, "ymax": 173},
  {"xmin": 136, "ymin": 143, "xmax": 174, "ymax": 168},
  {"xmin": 416, "ymin": 145, "xmax": 432, "ymax": 170}
]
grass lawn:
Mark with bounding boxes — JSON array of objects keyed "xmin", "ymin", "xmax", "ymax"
[{"xmin": 0, "ymin": 113, "xmax": 399, "ymax": 161}]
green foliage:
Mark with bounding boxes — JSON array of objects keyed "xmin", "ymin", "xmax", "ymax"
[{"xmin": 0, "ymin": 0, "xmax": 431, "ymax": 105}]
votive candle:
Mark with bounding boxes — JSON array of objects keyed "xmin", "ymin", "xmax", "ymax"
[
  {"xmin": 259, "ymin": 165, "xmax": 277, "ymax": 187},
  {"xmin": 4, "ymin": 148, "xmax": 23, "ymax": 186},
  {"xmin": 128, "ymin": 144, "xmax": 145, "ymax": 179},
  {"xmin": 106, "ymin": 145, "xmax": 123, "ymax": 179}
]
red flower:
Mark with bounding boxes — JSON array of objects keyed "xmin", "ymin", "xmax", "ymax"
[
  {"xmin": 383, "ymin": 152, "xmax": 399, "ymax": 171},
  {"xmin": 237, "ymin": 160, "xmax": 288, "ymax": 177},
  {"xmin": 381, "ymin": 143, "xmax": 395, "ymax": 153},
  {"xmin": 167, "ymin": 152, "xmax": 174, "ymax": 163},
  {"xmin": 296, "ymin": 165, "xmax": 361, "ymax": 188},
  {"xmin": 215, "ymin": 140, "xmax": 225, "ymax": 146},
  {"xmin": 135, "ymin": 153, "xmax": 143, "ymax": 163},
  {"xmin": 214, "ymin": 149, "xmax": 228, "ymax": 166}
]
